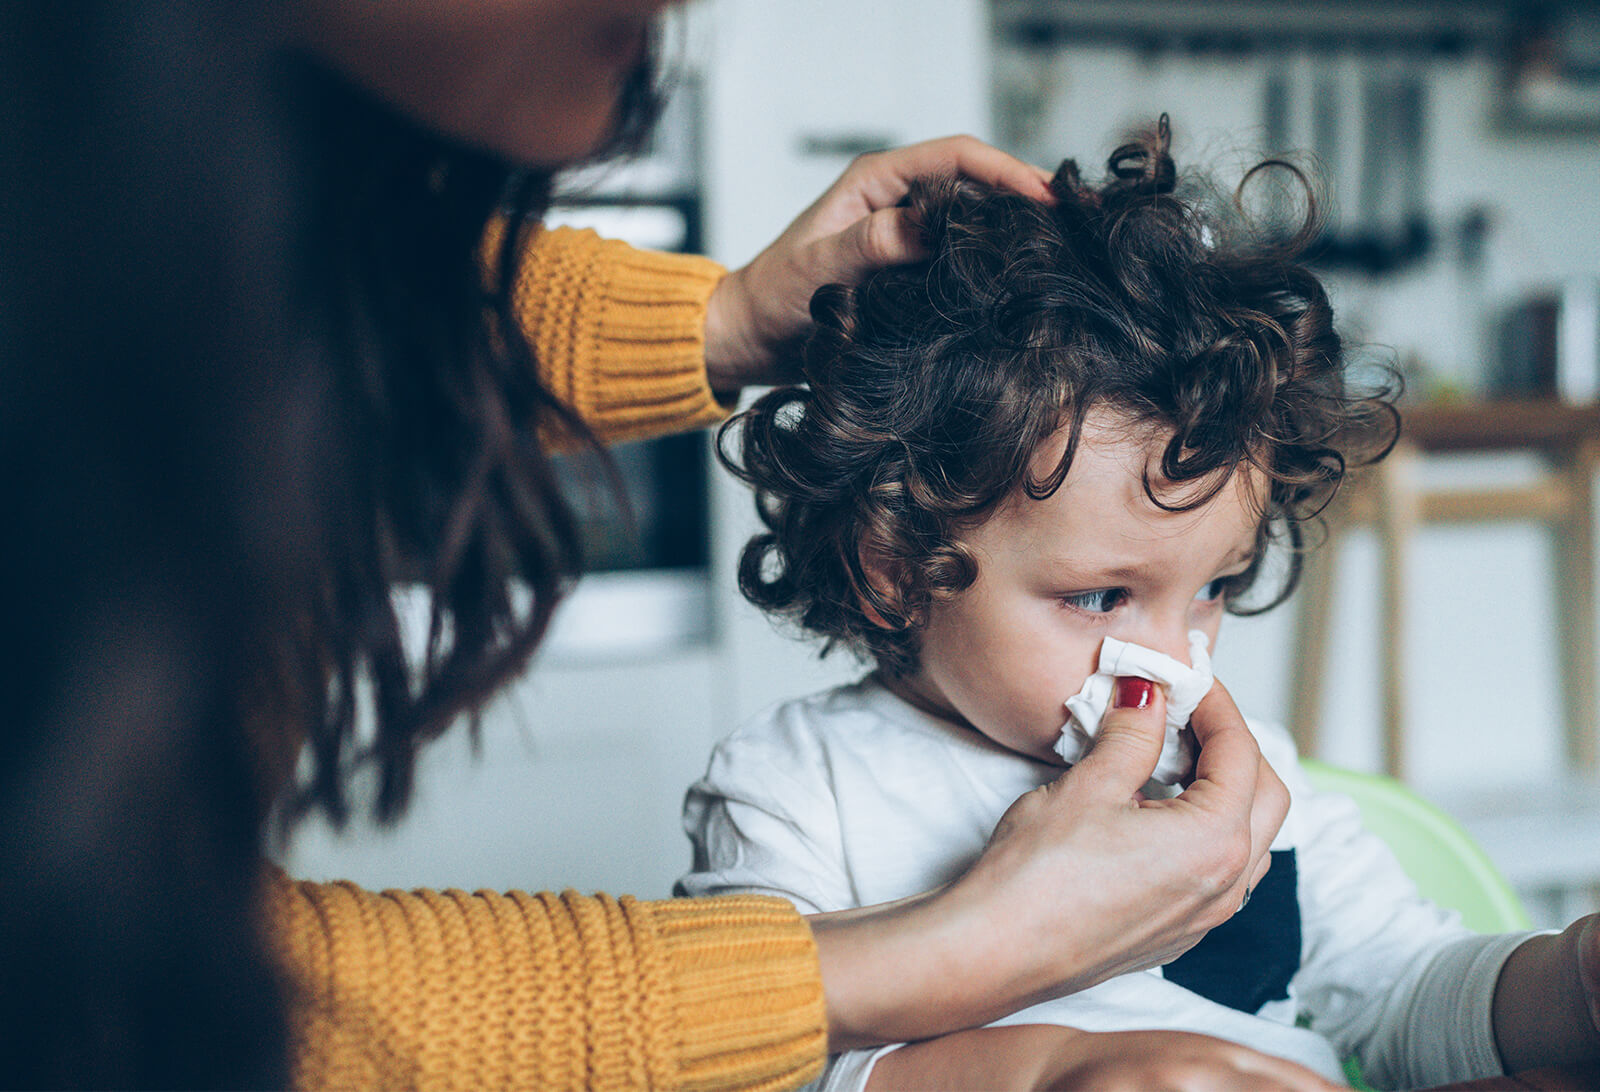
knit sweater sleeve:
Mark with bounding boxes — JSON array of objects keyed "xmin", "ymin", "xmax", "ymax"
[
  {"xmin": 266, "ymin": 872, "xmax": 826, "ymax": 1091},
  {"xmin": 510, "ymin": 224, "xmax": 734, "ymax": 447}
]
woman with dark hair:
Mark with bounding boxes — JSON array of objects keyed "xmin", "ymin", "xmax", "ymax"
[{"xmin": 1, "ymin": 2, "xmax": 1294, "ymax": 1088}]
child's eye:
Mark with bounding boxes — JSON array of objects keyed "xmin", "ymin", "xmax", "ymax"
[{"xmin": 1060, "ymin": 588, "xmax": 1128, "ymax": 614}]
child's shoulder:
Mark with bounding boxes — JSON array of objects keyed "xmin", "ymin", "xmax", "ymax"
[
  {"xmin": 713, "ymin": 675, "xmax": 972, "ymax": 763},
  {"xmin": 1241, "ymin": 715, "xmax": 1320, "ymax": 798},
  {"xmin": 725, "ymin": 675, "xmax": 910, "ymax": 741},
  {"xmin": 1243, "ymin": 715, "xmax": 1301, "ymax": 768},
  {"xmin": 1238, "ymin": 716, "xmax": 1380, "ymax": 851}
]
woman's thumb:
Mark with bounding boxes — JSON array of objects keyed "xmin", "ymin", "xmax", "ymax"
[
  {"xmin": 1070, "ymin": 677, "xmax": 1168, "ymax": 797},
  {"xmin": 823, "ymin": 206, "xmax": 926, "ymax": 281}
]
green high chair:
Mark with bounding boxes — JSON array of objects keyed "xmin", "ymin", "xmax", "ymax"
[
  {"xmin": 1301, "ymin": 760, "xmax": 1532, "ymax": 1090},
  {"xmin": 1301, "ymin": 759, "xmax": 1531, "ymax": 932}
]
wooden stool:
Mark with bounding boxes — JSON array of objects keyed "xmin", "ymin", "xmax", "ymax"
[{"xmin": 1289, "ymin": 401, "xmax": 1600, "ymax": 781}]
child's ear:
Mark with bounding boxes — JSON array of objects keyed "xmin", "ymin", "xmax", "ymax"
[{"xmin": 854, "ymin": 541, "xmax": 903, "ymax": 631}]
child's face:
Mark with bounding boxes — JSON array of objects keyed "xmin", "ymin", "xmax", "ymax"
[{"xmin": 895, "ymin": 409, "xmax": 1262, "ymax": 763}]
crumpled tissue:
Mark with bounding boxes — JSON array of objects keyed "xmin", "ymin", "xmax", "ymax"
[{"xmin": 1053, "ymin": 630, "xmax": 1213, "ymax": 785}]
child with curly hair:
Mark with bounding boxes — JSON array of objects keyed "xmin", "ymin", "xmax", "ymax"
[{"xmin": 679, "ymin": 119, "xmax": 1600, "ymax": 1091}]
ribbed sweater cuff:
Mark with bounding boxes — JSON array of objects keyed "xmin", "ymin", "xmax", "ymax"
[
  {"xmin": 647, "ymin": 895, "xmax": 827, "ymax": 1092},
  {"xmin": 268, "ymin": 873, "xmax": 826, "ymax": 1092},
  {"xmin": 513, "ymin": 225, "xmax": 732, "ymax": 447}
]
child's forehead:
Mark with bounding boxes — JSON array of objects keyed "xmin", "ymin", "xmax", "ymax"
[
  {"xmin": 1008, "ymin": 407, "xmax": 1268, "ymax": 525},
  {"xmin": 1029, "ymin": 408, "xmax": 1166, "ymax": 484},
  {"xmin": 978, "ymin": 459, "xmax": 1265, "ymax": 586}
]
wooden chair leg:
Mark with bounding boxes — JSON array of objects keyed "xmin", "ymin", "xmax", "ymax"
[
  {"xmin": 1554, "ymin": 439, "xmax": 1600, "ymax": 774},
  {"xmin": 1375, "ymin": 443, "xmax": 1420, "ymax": 781},
  {"xmin": 1289, "ymin": 517, "xmax": 1342, "ymax": 759}
]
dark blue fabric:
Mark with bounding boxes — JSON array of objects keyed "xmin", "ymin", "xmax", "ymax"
[{"xmin": 1163, "ymin": 849, "xmax": 1301, "ymax": 1014}]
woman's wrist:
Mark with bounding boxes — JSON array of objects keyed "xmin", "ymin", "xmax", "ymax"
[
  {"xmin": 702, "ymin": 266, "xmax": 769, "ymax": 396},
  {"xmin": 809, "ymin": 879, "xmax": 1057, "ymax": 1053},
  {"xmin": 810, "ymin": 887, "xmax": 975, "ymax": 1053}
]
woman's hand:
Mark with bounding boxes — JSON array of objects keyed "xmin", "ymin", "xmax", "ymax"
[
  {"xmin": 702, "ymin": 135, "xmax": 1054, "ymax": 393},
  {"xmin": 1581, "ymin": 914, "xmax": 1600, "ymax": 1040},
  {"xmin": 971, "ymin": 681, "xmax": 1286, "ymax": 991},
  {"xmin": 812, "ymin": 679, "xmax": 1290, "ymax": 1051},
  {"xmin": 1494, "ymin": 912, "xmax": 1600, "ymax": 1073},
  {"xmin": 866, "ymin": 1025, "xmax": 1340, "ymax": 1092}
]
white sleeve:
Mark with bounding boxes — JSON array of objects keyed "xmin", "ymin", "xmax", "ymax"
[
  {"xmin": 677, "ymin": 708, "xmax": 855, "ymax": 915},
  {"xmin": 1274, "ymin": 740, "xmax": 1543, "ymax": 1090},
  {"xmin": 678, "ymin": 709, "xmax": 896, "ymax": 1092},
  {"xmin": 1356, "ymin": 931, "xmax": 1539, "ymax": 1091}
]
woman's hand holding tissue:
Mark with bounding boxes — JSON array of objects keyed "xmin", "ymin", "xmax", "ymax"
[{"xmin": 811, "ymin": 678, "xmax": 1289, "ymax": 1053}]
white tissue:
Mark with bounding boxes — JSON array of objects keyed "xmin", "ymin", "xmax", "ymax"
[{"xmin": 1053, "ymin": 630, "xmax": 1213, "ymax": 785}]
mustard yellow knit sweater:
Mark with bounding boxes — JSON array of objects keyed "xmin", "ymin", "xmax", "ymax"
[{"xmin": 267, "ymin": 226, "xmax": 827, "ymax": 1092}]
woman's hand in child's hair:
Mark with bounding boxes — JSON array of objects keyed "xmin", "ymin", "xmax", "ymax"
[
  {"xmin": 811, "ymin": 679, "xmax": 1289, "ymax": 1054},
  {"xmin": 702, "ymin": 135, "xmax": 1054, "ymax": 394},
  {"xmin": 1491, "ymin": 911, "xmax": 1600, "ymax": 1073},
  {"xmin": 864, "ymin": 1024, "xmax": 1341, "ymax": 1092}
]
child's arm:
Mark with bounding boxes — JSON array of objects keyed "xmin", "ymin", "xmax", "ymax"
[
  {"xmin": 863, "ymin": 1025, "xmax": 1341, "ymax": 1091},
  {"xmin": 1491, "ymin": 913, "xmax": 1600, "ymax": 1072}
]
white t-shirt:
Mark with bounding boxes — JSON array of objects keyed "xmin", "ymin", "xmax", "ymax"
[{"xmin": 678, "ymin": 677, "xmax": 1534, "ymax": 1091}]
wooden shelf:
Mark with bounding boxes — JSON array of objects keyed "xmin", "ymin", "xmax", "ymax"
[{"xmin": 1397, "ymin": 400, "xmax": 1600, "ymax": 453}]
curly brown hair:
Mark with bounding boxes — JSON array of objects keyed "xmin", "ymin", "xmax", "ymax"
[{"xmin": 719, "ymin": 117, "xmax": 1398, "ymax": 677}]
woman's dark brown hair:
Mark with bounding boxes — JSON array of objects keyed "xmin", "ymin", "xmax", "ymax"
[
  {"xmin": 279, "ymin": 50, "xmax": 662, "ymax": 826},
  {"xmin": 0, "ymin": 1, "xmax": 662, "ymax": 1083},
  {"xmin": 721, "ymin": 117, "xmax": 1398, "ymax": 677}
]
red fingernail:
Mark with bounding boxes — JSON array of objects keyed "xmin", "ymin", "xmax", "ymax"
[{"xmin": 1113, "ymin": 676, "xmax": 1154, "ymax": 709}]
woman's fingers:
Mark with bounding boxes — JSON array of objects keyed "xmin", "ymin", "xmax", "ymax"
[
  {"xmin": 1064, "ymin": 681, "xmax": 1169, "ymax": 805},
  {"xmin": 885, "ymin": 134, "xmax": 1057, "ymax": 200},
  {"xmin": 812, "ymin": 677, "xmax": 1290, "ymax": 1046},
  {"xmin": 805, "ymin": 206, "xmax": 927, "ymax": 284},
  {"xmin": 1076, "ymin": 676, "xmax": 1283, "ymax": 930},
  {"xmin": 818, "ymin": 135, "xmax": 1055, "ymax": 227},
  {"xmin": 1178, "ymin": 681, "xmax": 1289, "ymax": 902},
  {"xmin": 703, "ymin": 135, "xmax": 1053, "ymax": 391}
]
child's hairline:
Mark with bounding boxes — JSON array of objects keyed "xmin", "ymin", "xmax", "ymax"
[{"xmin": 975, "ymin": 399, "xmax": 1277, "ymax": 529}]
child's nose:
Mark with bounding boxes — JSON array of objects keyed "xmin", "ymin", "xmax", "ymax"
[{"xmin": 1121, "ymin": 623, "xmax": 1196, "ymax": 667}]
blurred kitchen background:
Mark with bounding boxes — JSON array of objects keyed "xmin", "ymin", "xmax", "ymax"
[{"xmin": 279, "ymin": 0, "xmax": 1600, "ymax": 927}]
